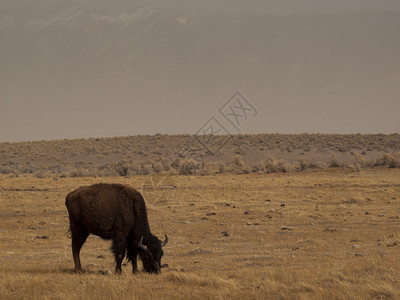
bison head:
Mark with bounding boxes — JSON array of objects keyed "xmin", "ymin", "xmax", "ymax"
[{"xmin": 137, "ymin": 234, "xmax": 168, "ymax": 273}]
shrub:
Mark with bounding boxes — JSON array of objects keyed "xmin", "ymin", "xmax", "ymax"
[
  {"xmin": 352, "ymin": 151, "xmax": 373, "ymax": 168},
  {"xmin": 139, "ymin": 163, "xmax": 154, "ymax": 175},
  {"xmin": 231, "ymin": 155, "xmax": 250, "ymax": 174},
  {"xmin": 328, "ymin": 155, "xmax": 346, "ymax": 168},
  {"xmin": 113, "ymin": 160, "xmax": 132, "ymax": 176},
  {"xmin": 375, "ymin": 153, "xmax": 400, "ymax": 168},
  {"xmin": 251, "ymin": 157, "xmax": 292, "ymax": 174},
  {"xmin": 217, "ymin": 162, "xmax": 226, "ymax": 173},
  {"xmin": 152, "ymin": 158, "xmax": 171, "ymax": 173},
  {"xmin": 295, "ymin": 160, "xmax": 318, "ymax": 172},
  {"xmin": 69, "ymin": 168, "xmax": 93, "ymax": 178},
  {"xmin": 177, "ymin": 159, "xmax": 203, "ymax": 175},
  {"xmin": 264, "ymin": 156, "xmax": 291, "ymax": 173},
  {"xmin": 251, "ymin": 161, "xmax": 265, "ymax": 173}
]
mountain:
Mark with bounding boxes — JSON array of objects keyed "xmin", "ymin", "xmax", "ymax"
[{"xmin": 1, "ymin": 0, "xmax": 400, "ymax": 141}]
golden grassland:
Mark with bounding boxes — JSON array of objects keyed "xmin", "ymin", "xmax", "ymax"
[{"xmin": 1, "ymin": 168, "xmax": 399, "ymax": 299}]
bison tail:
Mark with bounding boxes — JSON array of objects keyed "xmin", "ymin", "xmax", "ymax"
[{"xmin": 66, "ymin": 225, "xmax": 72, "ymax": 237}]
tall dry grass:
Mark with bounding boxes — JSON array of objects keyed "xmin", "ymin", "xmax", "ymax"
[{"xmin": 1, "ymin": 169, "xmax": 400, "ymax": 299}]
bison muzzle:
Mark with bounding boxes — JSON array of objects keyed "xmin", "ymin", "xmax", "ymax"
[{"xmin": 65, "ymin": 183, "xmax": 168, "ymax": 274}]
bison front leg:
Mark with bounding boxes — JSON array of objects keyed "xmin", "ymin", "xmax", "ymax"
[
  {"xmin": 112, "ymin": 234, "xmax": 127, "ymax": 274},
  {"xmin": 127, "ymin": 246, "xmax": 139, "ymax": 273}
]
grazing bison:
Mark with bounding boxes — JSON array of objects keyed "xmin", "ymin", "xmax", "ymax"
[{"xmin": 65, "ymin": 183, "xmax": 168, "ymax": 274}]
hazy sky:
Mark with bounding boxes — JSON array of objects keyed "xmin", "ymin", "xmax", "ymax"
[
  {"xmin": 1, "ymin": 0, "xmax": 400, "ymax": 142},
  {"xmin": 3, "ymin": 0, "xmax": 400, "ymax": 12},
  {"xmin": 152, "ymin": 0, "xmax": 400, "ymax": 13}
]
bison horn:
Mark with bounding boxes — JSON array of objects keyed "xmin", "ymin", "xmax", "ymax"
[
  {"xmin": 161, "ymin": 234, "xmax": 168, "ymax": 247},
  {"xmin": 138, "ymin": 236, "xmax": 148, "ymax": 251}
]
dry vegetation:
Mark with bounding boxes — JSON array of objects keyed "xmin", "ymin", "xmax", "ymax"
[
  {"xmin": 1, "ymin": 134, "xmax": 400, "ymax": 178},
  {"xmin": 1, "ymin": 168, "xmax": 400, "ymax": 299}
]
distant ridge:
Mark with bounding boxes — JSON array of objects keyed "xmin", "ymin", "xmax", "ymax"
[{"xmin": 0, "ymin": 134, "xmax": 399, "ymax": 177}]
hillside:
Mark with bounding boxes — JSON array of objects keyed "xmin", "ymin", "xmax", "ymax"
[{"xmin": 1, "ymin": 134, "xmax": 400, "ymax": 177}]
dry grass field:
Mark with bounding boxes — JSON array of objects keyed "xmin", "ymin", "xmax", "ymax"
[{"xmin": 1, "ymin": 168, "xmax": 399, "ymax": 299}]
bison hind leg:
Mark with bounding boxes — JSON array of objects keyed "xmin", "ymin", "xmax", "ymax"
[{"xmin": 70, "ymin": 224, "xmax": 89, "ymax": 272}]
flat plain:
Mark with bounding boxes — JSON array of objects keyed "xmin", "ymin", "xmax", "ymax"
[{"xmin": 1, "ymin": 168, "xmax": 399, "ymax": 299}]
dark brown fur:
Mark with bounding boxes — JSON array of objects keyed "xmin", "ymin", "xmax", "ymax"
[{"xmin": 65, "ymin": 183, "xmax": 166, "ymax": 274}]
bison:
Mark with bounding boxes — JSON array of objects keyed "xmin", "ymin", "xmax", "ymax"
[{"xmin": 65, "ymin": 183, "xmax": 168, "ymax": 274}]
